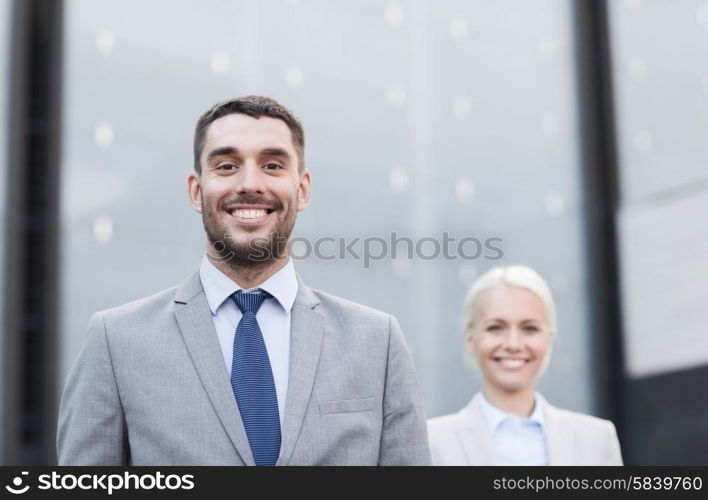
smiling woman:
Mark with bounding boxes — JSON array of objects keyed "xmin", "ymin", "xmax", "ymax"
[{"xmin": 427, "ymin": 266, "xmax": 624, "ymax": 466}]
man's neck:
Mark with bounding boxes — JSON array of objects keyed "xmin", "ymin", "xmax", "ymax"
[{"xmin": 207, "ymin": 253, "xmax": 290, "ymax": 290}]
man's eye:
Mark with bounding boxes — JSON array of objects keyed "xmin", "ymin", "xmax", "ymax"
[
  {"xmin": 263, "ymin": 163, "xmax": 282, "ymax": 170},
  {"xmin": 487, "ymin": 325, "xmax": 501, "ymax": 332},
  {"xmin": 217, "ymin": 164, "xmax": 236, "ymax": 171},
  {"xmin": 524, "ymin": 326, "xmax": 539, "ymax": 333}
]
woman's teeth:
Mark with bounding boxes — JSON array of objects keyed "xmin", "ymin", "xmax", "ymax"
[{"xmin": 497, "ymin": 358, "xmax": 527, "ymax": 369}]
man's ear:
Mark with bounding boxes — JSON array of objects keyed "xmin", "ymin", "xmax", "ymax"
[
  {"xmin": 187, "ymin": 171, "xmax": 202, "ymax": 213},
  {"xmin": 297, "ymin": 168, "xmax": 312, "ymax": 212}
]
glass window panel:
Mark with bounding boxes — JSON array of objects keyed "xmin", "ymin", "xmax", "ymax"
[
  {"xmin": 610, "ymin": 0, "xmax": 708, "ymax": 378},
  {"xmin": 61, "ymin": 0, "xmax": 592, "ymax": 420}
]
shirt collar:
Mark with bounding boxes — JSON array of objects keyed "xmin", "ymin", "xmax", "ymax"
[
  {"xmin": 199, "ymin": 255, "xmax": 299, "ymax": 315},
  {"xmin": 479, "ymin": 391, "xmax": 546, "ymax": 434}
]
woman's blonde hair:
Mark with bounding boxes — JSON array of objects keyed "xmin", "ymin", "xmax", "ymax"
[{"xmin": 462, "ymin": 265, "xmax": 557, "ymax": 334}]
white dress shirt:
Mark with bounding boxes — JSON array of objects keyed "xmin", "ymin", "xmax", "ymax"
[
  {"xmin": 479, "ymin": 392, "xmax": 548, "ymax": 466},
  {"xmin": 199, "ymin": 255, "xmax": 298, "ymax": 426}
]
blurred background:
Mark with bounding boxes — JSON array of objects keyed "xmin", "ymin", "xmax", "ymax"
[{"xmin": 1, "ymin": 0, "xmax": 707, "ymax": 465}]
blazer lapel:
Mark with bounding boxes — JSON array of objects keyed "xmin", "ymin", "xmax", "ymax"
[
  {"xmin": 173, "ymin": 271, "xmax": 255, "ymax": 466},
  {"xmin": 457, "ymin": 393, "xmax": 496, "ymax": 465},
  {"xmin": 277, "ymin": 277, "xmax": 324, "ymax": 466},
  {"xmin": 542, "ymin": 397, "xmax": 570, "ymax": 466}
]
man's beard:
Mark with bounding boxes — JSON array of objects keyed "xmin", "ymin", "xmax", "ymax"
[{"xmin": 202, "ymin": 195, "xmax": 297, "ymax": 271}]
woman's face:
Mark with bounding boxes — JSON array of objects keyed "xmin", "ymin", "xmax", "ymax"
[{"xmin": 465, "ymin": 285, "xmax": 554, "ymax": 395}]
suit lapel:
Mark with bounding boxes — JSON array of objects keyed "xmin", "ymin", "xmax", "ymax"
[
  {"xmin": 277, "ymin": 277, "xmax": 324, "ymax": 466},
  {"xmin": 173, "ymin": 271, "xmax": 255, "ymax": 466},
  {"xmin": 542, "ymin": 397, "xmax": 570, "ymax": 466},
  {"xmin": 457, "ymin": 393, "xmax": 496, "ymax": 465}
]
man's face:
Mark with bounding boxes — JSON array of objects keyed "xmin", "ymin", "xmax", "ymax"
[{"xmin": 187, "ymin": 113, "xmax": 311, "ymax": 267}]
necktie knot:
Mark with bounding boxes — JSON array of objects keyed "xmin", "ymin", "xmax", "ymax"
[{"xmin": 233, "ymin": 290, "xmax": 272, "ymax": 314}]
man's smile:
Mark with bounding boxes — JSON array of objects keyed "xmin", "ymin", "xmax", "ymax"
[{"xmin": 225, "ymin": 204, "xmax": 277, "ymax": 225}]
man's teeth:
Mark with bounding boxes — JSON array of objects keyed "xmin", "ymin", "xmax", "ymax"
[
  {"xmin": 497, "ymin": 358, "xmax": 527, "ymax": 369},
  {"xmin": 232, "ymin": 209, "xmax": 267, "ymax": 219}
]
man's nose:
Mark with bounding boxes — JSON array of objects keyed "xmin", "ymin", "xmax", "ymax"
[{"xmin": 236, "ymin": 162, "xmax": 266, "ymax": 193}]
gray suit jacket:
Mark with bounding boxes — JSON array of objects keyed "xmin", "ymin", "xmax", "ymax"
[
  {"xmin": 428, "ymin": 392, "xmax": 623, "ymax": 465},
  {"xmin": 57, "ymin": 271, "xmax": 431, "ymax": 465}
]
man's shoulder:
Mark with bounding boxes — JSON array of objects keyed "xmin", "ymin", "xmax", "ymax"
[
  {"xmin": 307, "ymin": 286, "xmax": 393, "ymax": 325},
  {"xmin": 95, "ymin": 281, "xmax": 183, "ymax": 325}
]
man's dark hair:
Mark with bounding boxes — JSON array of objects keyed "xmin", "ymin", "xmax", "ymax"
[{"xmin": 193, "ymin": 95, "xmax": 305, "ymax": 174}]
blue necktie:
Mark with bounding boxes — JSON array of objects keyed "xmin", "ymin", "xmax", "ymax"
[{"xmin": 231, "ymin": 290, "xmax": 281, "ymax": 466}]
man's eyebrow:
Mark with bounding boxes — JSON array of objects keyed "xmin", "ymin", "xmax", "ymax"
[
  {"xmin": 260, "ymin": 147, "xmax": 291, "ymax": 158},
  {"xmin": 206, "ymin": 146, "xmax": 238, "ymax": 162}
]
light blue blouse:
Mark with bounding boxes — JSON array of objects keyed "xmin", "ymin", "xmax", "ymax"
[{"xmin": 479, "ymin": 392, "xmax": 548, "ymax": 466}]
